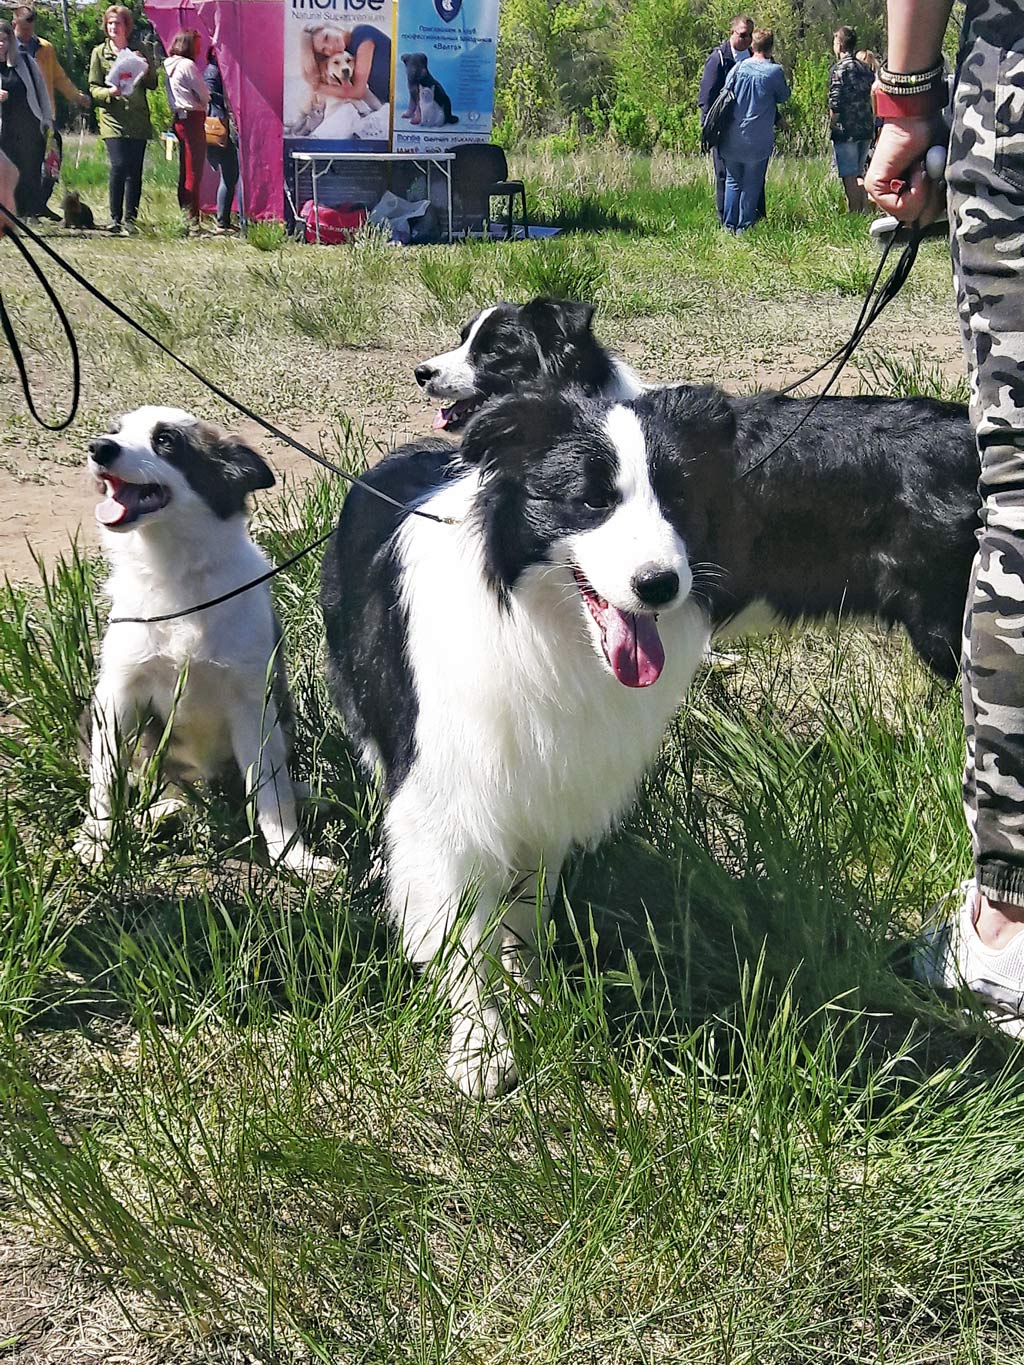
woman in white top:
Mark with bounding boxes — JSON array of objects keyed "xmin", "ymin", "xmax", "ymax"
[{"xmin": 163, "ymin": 28, "xmax": 208, "ymax": 231}]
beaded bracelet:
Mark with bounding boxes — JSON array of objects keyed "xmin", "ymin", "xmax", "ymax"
[{"xmin": 878, "ymin": 62, "xmax": 944, "ymax": 95}]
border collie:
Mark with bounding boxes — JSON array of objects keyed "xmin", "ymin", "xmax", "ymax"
[
  {"xmin": 414, "ymin": 297, "xmax": 646, "ymax": 432},
  {"xmin": 77, "ymin": 406, "xmax": 329, "ymax": 875},
  {"xmin": 321, "ymin": 387, "xmax": 729, "ymax": 1096},
  {"xmin": 710, "ymin": 389, "xmax": 979, "ymax": 680},
  {"xmin": 416, "ymin": 301, "xmax": 980, "ymax": 680}
]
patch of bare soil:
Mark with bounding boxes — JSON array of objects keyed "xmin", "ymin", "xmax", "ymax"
[{"xmin": 1, "ymin": 303, "xmax": 967, "ymax": 584}]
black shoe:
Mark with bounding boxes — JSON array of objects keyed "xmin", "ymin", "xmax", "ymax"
[{"xmin": 40, "ymin": 206, "xmax": 62, "ymax": 222}]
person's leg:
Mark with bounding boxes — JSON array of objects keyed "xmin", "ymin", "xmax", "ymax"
[
  {"xmin": 712, "ymin": 146, "xmax": 727, "ymax": 224},
  {"xmin": 950, "ymin": 17, "xmax": 1024, "ymax": 947},
  {"xmin": 173, "ymin": 117, "xmax": 189, "ymax": 212},
  {"xmin": 218, "ymin": 141, "xmax": 239, "ymax": 227},
  {"xmin": 722, "ymin": 159, "xmax": 742, "ymax": 231},
  {"xmin": 40, "ymin": 128, "xmax": 61, "ymax": 216},
  {"xmin": 834, "ymin": 139, "xmax": 867, "ymax": 212},
  {"xmin": 183, "ymin": 111, "xmax": 206, "ymax": 221},
  {"xmin": 104, "ymin": 137, "xmax": 126, "ymax": 226},
  {"xmin": 738, "ymin": 158, "xmax": 768, "ymax": 230},
  {"xmin": 123, "ymin": 138, "xmax": 146, "ymax": 224}
]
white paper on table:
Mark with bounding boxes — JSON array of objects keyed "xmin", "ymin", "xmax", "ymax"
[{"xmin": 105, "ymin": 48, "xmax": 148, "ymax": 97}]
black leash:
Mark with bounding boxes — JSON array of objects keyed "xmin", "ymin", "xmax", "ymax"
[
  {"xmin": 0, "ymin": 210, "xmax": 457, "ymax": 527},
  {"xmin": 737, "ymin": 224, "xmax": 921, "ymax": 480},
  {"xmin": 0, "ymin": 224, "xmax": 80, "ymax": 429},
  {"xmin": 107, "ymin": 528, "xmax": 336, "ymax": 625}
]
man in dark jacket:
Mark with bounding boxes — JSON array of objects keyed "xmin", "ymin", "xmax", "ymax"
[{"xmin": 698, "ymin": 14, "xmax": 753, "ymax": 225}]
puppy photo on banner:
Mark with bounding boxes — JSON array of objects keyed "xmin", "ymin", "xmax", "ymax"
[{"xmin": 394, "ymin": 0, "xmax": 499, "ymax": 153}]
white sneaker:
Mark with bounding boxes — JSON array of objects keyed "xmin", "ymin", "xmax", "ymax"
[{"xmin": 913, "ymin": 879, "xmax": 1024, "ymax": 1038}]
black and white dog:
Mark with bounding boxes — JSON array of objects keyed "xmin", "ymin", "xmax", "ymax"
[
  {"xmin": 416, "ymin": 299, "xmax": 980, "ymax": 680},
  {"xmin": 78, "ymin": 406, "xmax": 329, "ymax": 875},
  {"xmin": 415, "ymin": 298, "xmax": 646, "ymax": 432},
  {"xmin": 321, "ymin": 387, "xmax": 730, "ymax": 1096},
  {"xmin": 401, "ymin": 52, "xmax": 458, "ymax": 126}
]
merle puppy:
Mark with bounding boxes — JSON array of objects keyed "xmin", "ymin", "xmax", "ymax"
[
  {"xmin": 415, "ymin": 297, "xmax": 645, "ymax": 431},
  {"xmin": 401, "ymin": 52, "xmax": 458, "ymax": 125}
]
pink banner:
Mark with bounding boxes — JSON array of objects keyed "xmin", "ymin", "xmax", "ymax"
[{"xmin": 145, "ymin": 0, "xmax": 284, "ymax": 220}]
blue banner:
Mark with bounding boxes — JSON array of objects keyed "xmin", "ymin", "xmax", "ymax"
[{"xmin": 393, "ymin": 0, "xmax": 499, "ymax": 152}]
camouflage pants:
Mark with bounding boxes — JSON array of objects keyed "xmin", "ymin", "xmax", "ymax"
[{"xmin": 950, "ymin": 0, "xmax": 1024, "ymax": 905}]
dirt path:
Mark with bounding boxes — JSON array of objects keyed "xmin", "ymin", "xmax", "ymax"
[{"xmin": 0, "ymin": 306, "xmax": 969, "ymax": 583}]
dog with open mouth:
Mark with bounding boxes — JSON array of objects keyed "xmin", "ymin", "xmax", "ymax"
[
  {"xmin": 77, "ymin": 406, "xmax": 330, "ymax": 875},
  {"xmin": 414, "ymin": 297, "xmax": 646, "ymax": 433},
  {"xmin": 417, "ymin": 298, "xmax": 980, "ymax": 682},
  {"xmin": 320, "ymin": 385, "xmax": 730, "ymax": 1097}
]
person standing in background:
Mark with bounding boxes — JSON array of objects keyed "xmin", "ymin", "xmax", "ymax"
[
  {"xmin": 13, "ymin": 5, "xmax": 89, "ymax": 221},
  {"xmin": 163, "ymin": 29, "xmax": 208, "ymax": 234},
  {"xmin": 0, "ymin": 18, "xmax": 51, "ymax": 220},
  {"xmin": 698, "ymin": 14, "xmax": 753, "ymax": 226},
  {"xmin": 89, "ymin": 5, "xmax": 156, "ymax": 235},
  {"xmin": 204, "ymin": 46, "xmax": 238, "ymax": 235},
  {"xmin": 828, "ymin": 27, "xmax": 875, "ymax": 212},
  {"xmin": 718, "ymin": 27, "xmax": 789, "ymax": 233},
  {"xmin": 865, "ymin": 0, "xmax": 1024, "ymax": 1030}
]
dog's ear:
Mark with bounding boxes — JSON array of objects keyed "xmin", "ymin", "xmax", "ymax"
[
  {"xmin": 458, "ymin": 392, "xmax": 578, "ymax": 471},
  {"xmin": 158, "ymin": 421, "xmax": 275, "ymax": 519},
  {"xmin": 216, "ymin": 438, "xmax": 276, "ymax": 494},
  {"xmin": 521, "ymin": 296, "xmax": 595, "ymax": 351}
]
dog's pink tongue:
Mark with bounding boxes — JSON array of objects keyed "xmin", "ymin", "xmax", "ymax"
[
  {"xmin": 432, "ymin": 408, "xmax": 450, "ymax": 430},
  {"xmin": 604, "ymin": 607, "xmax": 665, "ymax": 687},
  {"xmin": 95, "ymin": 484, "xmax": 135, "ymax": 526}
]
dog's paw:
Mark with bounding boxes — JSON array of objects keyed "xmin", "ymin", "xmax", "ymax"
[
  {"xmin": 274, "ymin": 844, "xmax": 334, "ymax": 877},
  {"xmin": 74, "ymin": 826, "xmax": 108, "ymax": 868},
  {"xmin": 145, "ymin": 795, "xmax": 188, "ymax": 827},
  {"xmin": 445, "ymin": 1033, "xmax": 518, "ymax": 1100}
]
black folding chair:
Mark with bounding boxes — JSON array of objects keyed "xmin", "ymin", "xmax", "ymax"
[{"xmin": 452, "ymin": 143, "xmax": 528, "ymax": 240}]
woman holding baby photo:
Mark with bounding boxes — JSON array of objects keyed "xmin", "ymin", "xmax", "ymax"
[{"xmin": 88, "ymin": 4, "xmax": 157, "ymax": 234}]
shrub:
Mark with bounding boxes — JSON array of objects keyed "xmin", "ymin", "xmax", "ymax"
[
  {"xmin": 608, "ymin": 95, "xmax": 655, "ymax": 154},
  {"xmin": 497, "ymin": 236, "xmax": 608, "ymax": 304}
]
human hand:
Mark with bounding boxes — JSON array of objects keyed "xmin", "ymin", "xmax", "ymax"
[
  {"xmin": 78, "ymin": 91, "xmax": 92, "ymax": 108},
  {"xmin": 864, "ymin": 117, "xmax": 945, "ymax": 224},
  {"xmin": 0, "ymin": 90, "xmax": 7, "ymax": 103}
]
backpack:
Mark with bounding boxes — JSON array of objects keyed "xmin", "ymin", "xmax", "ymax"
[{"xmin": 700, "ymin": 85, "xmax": 736, "ymax": 153}]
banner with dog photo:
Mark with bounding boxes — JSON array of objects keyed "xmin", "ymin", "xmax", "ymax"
[
  {"xmin": 282, "ymin": 0, "xmax": 394, "ymax": 154},
  {"xmin": 393, "ymin": 0, "xmax": 500, "ymax": 153}
]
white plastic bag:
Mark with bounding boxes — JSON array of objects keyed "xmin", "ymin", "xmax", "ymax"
[{"xmin": 105, "ymin": 48, "xmax": 148, "ymax": 97}]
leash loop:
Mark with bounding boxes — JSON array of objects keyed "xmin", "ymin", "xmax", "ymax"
[
  {"xmin": 0, "ymin": 210, "xmax": 458, "ymax": 526},
  {"xmin": 0, "ymin": 223, "xmax": 80, "ymax": 430}
]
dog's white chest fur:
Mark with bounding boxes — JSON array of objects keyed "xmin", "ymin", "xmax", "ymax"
[
  {"xmin": 79, "ymin": 406, "xmax": 328, "ymax": 875},
  {"xmin": 389, "ymin": 470, "xmax": 709, "ymax": 943}
]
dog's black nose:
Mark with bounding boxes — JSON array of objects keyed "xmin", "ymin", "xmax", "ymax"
[
  {"xmin": 632, "ymin": 564, "xmax": 680, "ymax": 608},
  {"xmin": 414, "ymin": 364, "xmax": 436, "ymax": 387},
  {"xmin": 89, "ymin": 436, "xmax": 121, "ymax": 467}
]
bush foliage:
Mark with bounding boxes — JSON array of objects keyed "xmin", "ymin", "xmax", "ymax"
[{"xmin": 494, "ymin": 0, "xmax": 964, "ymax": 153}]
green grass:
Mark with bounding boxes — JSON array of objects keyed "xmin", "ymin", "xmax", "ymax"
[{"xmin": 2, "ymin": 140, "xmax": 1015, "ymax": 1364}]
